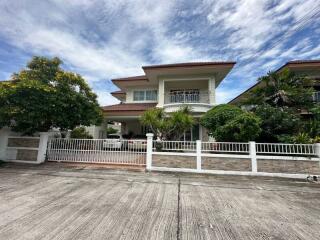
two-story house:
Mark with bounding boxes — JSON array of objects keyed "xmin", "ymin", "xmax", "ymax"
[{"xmin": 103, "ymin": 62, "xmax": 236, "ymax": 141}]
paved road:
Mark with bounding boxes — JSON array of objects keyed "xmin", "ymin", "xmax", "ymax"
[{"xmin": 0, "ymin": 163, "xmax": 319, "ymax": 240}]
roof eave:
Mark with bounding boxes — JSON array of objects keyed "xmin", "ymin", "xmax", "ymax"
[{"xmin": 142, "ymin": 62, "xmax": 236, "ymax": 70}]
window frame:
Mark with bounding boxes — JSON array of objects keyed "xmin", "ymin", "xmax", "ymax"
[{"xmin": 133, "ymin": 89, "xmax": 157, "ymax": 102}]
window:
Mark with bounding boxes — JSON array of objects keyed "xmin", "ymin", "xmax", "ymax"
[
  {"xmin": 146, "ymin": 90, "xmax": 157, "ymax": 100},
  {"xmin": 133, "ymin": 91, "xmax": 145, "ymax": 101},
  {"xmin": 133, "ymin": 90, "xmax": 157, "ymax": 101}
]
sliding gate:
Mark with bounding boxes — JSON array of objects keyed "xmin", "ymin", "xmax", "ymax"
[{"xmin": 47, "ymin": 138, "xmax": 146, "ymax": 166}]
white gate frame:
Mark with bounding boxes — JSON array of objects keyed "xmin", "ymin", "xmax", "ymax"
[{"xmin": 146, "ymin": 133, "xmax": 320, "ymax": 179}]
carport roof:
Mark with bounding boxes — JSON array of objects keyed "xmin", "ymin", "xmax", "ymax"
[{"xmin": 102, "ymin": 103, "xmax": 157, "ymax": 112}]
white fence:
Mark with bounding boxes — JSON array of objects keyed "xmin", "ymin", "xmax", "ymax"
[
  {"xmin": 146, "ymin": 133, "xmax": 320, "ymax": 179},
  {"xmin": 256, "ymin": 143, "xmax": 316, "ymax": 156},
  {"xmin": 47, "ymin": 138, "xmax": 146, "ymax": 165},
  {"xmin": 202, "ymin": 142, "xmax": 249, "ymax": 153},
  {"xmin": 153, "ymin": 141, "xmax": 197, "ymax": 152}
]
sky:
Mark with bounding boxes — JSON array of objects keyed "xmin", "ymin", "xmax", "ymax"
[{"xmin": 0, "ymin": 0, "xmax": 319, "ymax": 106}]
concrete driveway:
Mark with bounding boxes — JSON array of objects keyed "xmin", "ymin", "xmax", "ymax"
[{"xmin": 0, "ymin": 163, "xmax": 319, "ymax": 240}]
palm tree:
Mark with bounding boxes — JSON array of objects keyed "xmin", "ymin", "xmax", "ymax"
[
  {"xmin": 140, "ymin": 106, "xmax": 194, "ymax": 140},
  {"xmin": 248, "ymin": 69, "xmax": 314, "ymax": 110}
]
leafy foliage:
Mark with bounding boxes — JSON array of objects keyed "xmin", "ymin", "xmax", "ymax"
[
  {"xmin": 290, "ymin": 133, "xmax": 313, "ymax": 144},
  {"xmin": 304, "ymin": 106, "xmax": 320, "ymax": 138},
  {"xmin": 70, "ymin": 127, "xmax": 93, "ymax": 139},
  {"xmin": 243, "ymin": 70, "xmax": 319, "ymax": 143},
  {"xmin": 140, "ymin": 106, "xmax": 194, "ymax": 140},
  {"xmin": 254, "ymin": 104, "xmax": 302, "ymax": 142},
  {"xmin": 106, "ymin": 127, "xmax": 118, "ymax": 135},
  {"xmin": 0, "ymin": 56, "xmax": 103, "ymax": 135},
  {"xmin": 201, "ymin": 104, "xmax": 261, "ymax": 142},
  {"xmin": 200, "ymin": 104, "xmax": 243, "ymax": 131},
  {"xmin": 215, "ymin": 113, "xmax": 261, "ymax": 142},
  {"xmin": 244, "ymin": 70, "xmax": 314, "ymax": 110}
]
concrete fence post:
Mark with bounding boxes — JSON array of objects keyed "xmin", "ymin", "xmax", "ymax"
[
  {"xmin": 146, "ymin": 133, "xmax": 154, "ymax": 170},
  {"xmin": 0, "ymin": 127, "xmax": 10, "ymax": 161},
  {"xmin": 196, "ymin": 140, "xmax": 202, "ymax": 171},
  {"xmin": 315, "ymin": 143, "xmax": 320, "ymax": 159},
  {"xmin": 37, "ymin": 132, "xmax": 49, "ymax": 164},
  {"xmin": 249, "ymin": 141, "xmax": 257, "ymax": 173}
]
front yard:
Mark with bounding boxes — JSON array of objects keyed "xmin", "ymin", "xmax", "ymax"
[{"xmin": 0, "ymin": 163, "xmax": 319, "ymax": 240}]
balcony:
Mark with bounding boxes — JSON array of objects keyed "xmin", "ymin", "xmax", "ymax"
[
  {"xmin": 164, "ymin": 91, "xmax": 209, "ymax": 104},
  {"xmin": 163, "ymin": 90, "xmax": 213, "ymax": 113}
]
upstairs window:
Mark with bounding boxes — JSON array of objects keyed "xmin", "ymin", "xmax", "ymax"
[
  {"xmin": 133, "ymin": 90, "xmax": 157, "ymax": 101},
  {"xmin": 133, "ymin": 91, "xmax": 145, "ymax": 101}
]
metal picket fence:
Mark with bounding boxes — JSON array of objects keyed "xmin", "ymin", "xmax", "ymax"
[{"xmin": 47, "ymin": 138, "xmax": 146, "ymax": 165}]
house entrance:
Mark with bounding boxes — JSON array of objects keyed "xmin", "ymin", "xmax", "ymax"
[{"xmin": 182, "ymin": 123, "xmax": 200, "ymax": 141}]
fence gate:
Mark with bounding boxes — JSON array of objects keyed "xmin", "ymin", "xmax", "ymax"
[{"xmin": 46, "ymin": 138, "xmax": 146, "ymax": 166}]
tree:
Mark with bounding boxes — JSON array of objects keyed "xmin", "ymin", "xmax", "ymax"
[
  {"xmin": 244, "ymin": 70, "xmax": 318, "ymax": 143},
  {"xmin": 140, "ymin": 106, "xmax": 194, "ymax": 140},
  {"xmin": 0, "ymin": 56, "xmax": 103, "ymax": 135},
  {"xmin": 215, "ymin": 113, "xmax": 261, "ymax": 142},
  {"xmin": 254, "ymin": 104, "xmax": 302, "ymax": 142},
  {"xmin": 201, "ymin": 104, "xmax": 262, "ymax": 142},
  {"xmin": 70, "ymin": 127, "xmax": 93, "ymax": 139},
  {"xmin": 200, "ymin": 104, "xmax": 243, "ymax": 132},
  {"xmin": 244, "ymin": 70, "xmax": 314, "ymax": 110}
]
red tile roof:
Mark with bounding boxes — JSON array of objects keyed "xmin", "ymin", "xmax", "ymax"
[
  {"xmin": 112, "ymin": 75, "xmax": 148, "ymax": 82},
  {"xmin": 111, "ymin": 91, "xmax": 126, "ymax": 95},
  {"xmin": 287, "ymin": 60, "xmax": 320, "ymax": 64},
  {"xmin": 142, "ymin": 61, "xmax": 236, "ymax": 69},
  {"xmin": 276, "ymin": 59, "xmax": 320, "ymax": 72},
  {"xmin": 102, "ymin": 103, "xmax": 157, "ymax": 112}
]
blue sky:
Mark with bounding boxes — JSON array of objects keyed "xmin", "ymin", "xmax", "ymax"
[{"xmin": 0, "ymin": 0, "xmax": 319, "ymax": 105}]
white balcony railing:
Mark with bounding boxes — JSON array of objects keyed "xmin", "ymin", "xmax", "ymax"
[{"xmin": 164, "ymin": 91, "xmax": 209, "ymax": 104}]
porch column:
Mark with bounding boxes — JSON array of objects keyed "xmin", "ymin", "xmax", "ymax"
[
  {"xmin": 157, "ymin": 79, "xmax": 165, "ymax": 107},
  {"xmin": 208, "ymin": 77, "xmax": 215, "ymax": 105}
]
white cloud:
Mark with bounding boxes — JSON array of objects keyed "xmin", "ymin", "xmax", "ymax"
[
  {"xmin": 206, "ymin": 0, "xmax": 319, "ymax": 59},
  {"xmin": 95, "ymin": 90, "xmax": 120, "ymax": 106},
  {"xmin": 0, "ymin": 0, "xmax": 319, "ymax": 107}
]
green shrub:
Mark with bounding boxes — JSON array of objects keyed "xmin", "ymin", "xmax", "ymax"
[
  {"xmin": 201, "ymin": 104, "xmax": 243, "ymax": 132},
  {"xmin": 201, "ymin": 104, "xmax": 262, "ymax": 142},
  {"xmin": 291, "ymin": 133, "xmax": 313, "ymax": 144},
  {"xmin": 254, "ymin": 104, "xmax": 302, "ymax": 142},
  {"xmin": 106, "ymin": 127, "xmax": 118, "ymax": 135},
  {"xmin": 215, "ymin": 113, "xmax": 261, "ymax": 142},
  {"xmin": 312, "ymin": 136, "xmax": 320, "ymax": 143},
  {"xmin": 70, "ymin": 127, "xmax": 93, "ymax": 139}
]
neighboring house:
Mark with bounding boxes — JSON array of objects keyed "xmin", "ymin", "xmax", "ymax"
[
  {"xmin": 103, "ymin": 62, "xmax": 236, "ymax": 141},
  {"xmin": 229, "ymin": 60, "xmax": 320, "ymax": 105}
]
